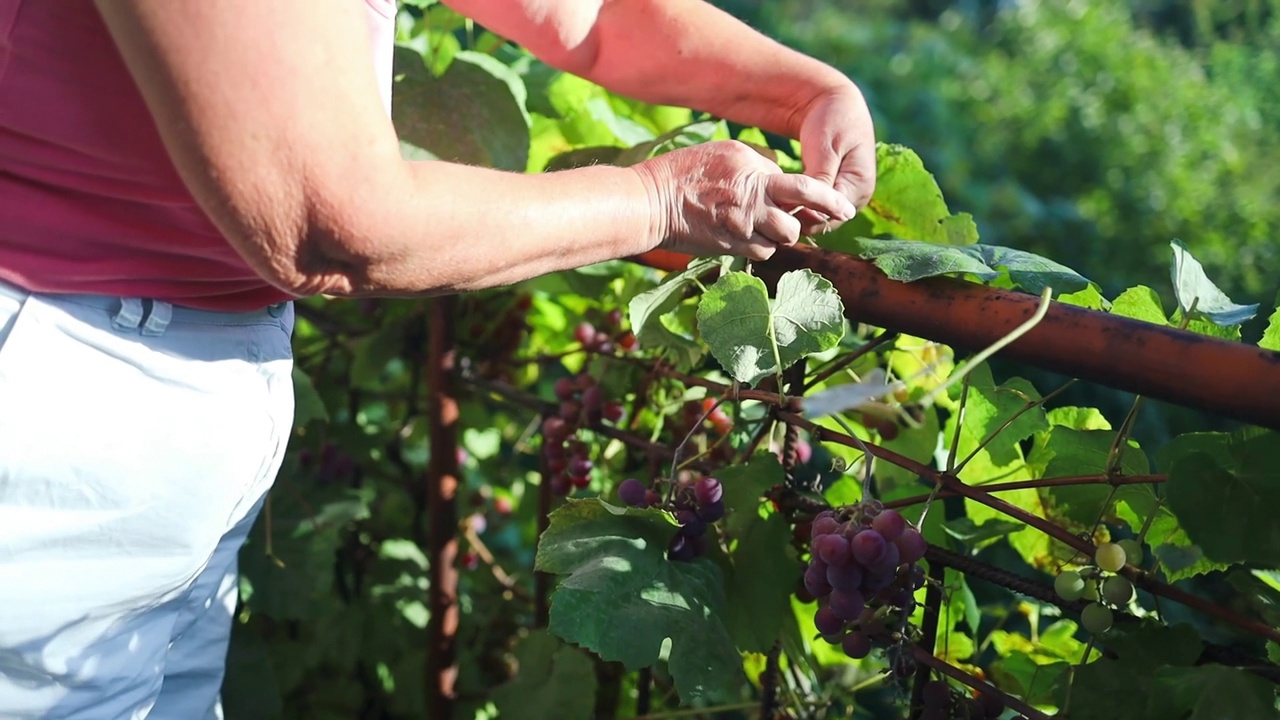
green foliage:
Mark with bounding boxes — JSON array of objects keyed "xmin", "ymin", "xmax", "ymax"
[{"xmin": 535, "ymin": 499, "xmax": 743, "ymax": 703}]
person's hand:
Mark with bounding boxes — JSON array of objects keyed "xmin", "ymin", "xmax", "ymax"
[
  {"xmin": 632, "ymin": 140, "xmax": 858, "ymax": 262},
  {"xmin": 793, "ymin": 84, "xmax": 877, "ymax": 233}
]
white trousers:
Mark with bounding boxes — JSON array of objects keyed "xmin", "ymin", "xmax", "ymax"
[{"xmin": 0, "ymin": 280, "xmax": 295, "ymax": 719}]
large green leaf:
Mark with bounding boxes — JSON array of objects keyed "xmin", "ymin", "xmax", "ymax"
[
  {"xmin": 1145, "ymin": 665, "xmax": 1279, "ymax": 720},
  {"xmin": 1071, "ymin": 622, "xmax": 1203, "ymax": 720},
  {"xmin": 535, "ymin": 499, "xmax": 743, "ymax": 703},
  {"xmin": 490, "ymin": 630, "xmax": 597, "ymax": 720},
  {"xmin": 1111, "ymin": 285, "xmax": 1169, "ymax": 325},
  {"xmin": 1169, "ymin": 239, "xmax": 1259, "ymax": 327},
  {"xmin": 628, "ymin": 257, "xmax": 717, "ymax": 355},
  {"xmin": 849, "ymin": 238, "xmax": 1091, "ymax": 295},
  {"xmin": 1259, "ymin": 295, "xmax": 1280, "ymax": 352},
  {"xmin": 1162, "ymin": 429, "xmax": 1280, "ymax": 566},
  {"xmin": 696, "ymin": 269, "xmax": 844, "ymax": 386},
  {"xmin": 724, "ymin": 513, "xmax": 801, "ymax": 654},
  {"xmin": 830, "ymin": 143, "xmax": 979, "ymax": 246},
  {"xmin": 1035, "ymin": 427, "xmax": 1149, "ymax": 525},
  {"xmin": 392, "ymin": 48, "xmax": 530, "ymax": 171}
]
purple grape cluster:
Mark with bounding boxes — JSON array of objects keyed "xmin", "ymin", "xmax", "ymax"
[
  {"xmin": 617, "ymin": 476, "xmax": 725, "ymax": 562},
  {"xmin": 542, "ymin": 372, "xmax": 625, "ymax": 496},
  {"xmin": 803, "ymin": 505, "xmax": 928, "ymax": 659}
]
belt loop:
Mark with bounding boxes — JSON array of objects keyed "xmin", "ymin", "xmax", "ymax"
[
  {"xmin": 267, "ymin": 302, "xmax": 285, "ymax": 319},
  {"xmin": 140, "ymin": 300, "xmax": 173, "ymax": 337},
  {"xmin": 111, "ymin": 298, "xmax": 144, "ymax": 332}
]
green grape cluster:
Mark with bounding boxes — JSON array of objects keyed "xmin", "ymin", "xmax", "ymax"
[{"xmin": 1052, "ymin": 539, "xmax": 1144, "ymax": 634}]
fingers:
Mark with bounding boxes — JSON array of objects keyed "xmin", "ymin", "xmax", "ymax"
[
  {"xmin": 765, "ymin": 173, "xmax": 857, "ymax": 226},
  {"xmin": 754, "ymin": 205, "xmax": 802, "ymax": 248}
]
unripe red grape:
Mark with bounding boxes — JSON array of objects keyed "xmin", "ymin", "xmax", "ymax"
[
  {"xmin": 804, "ymin": 561, "xmax": 833, "ymax": 598},
  {"xmin": 694, "ymin": 477, "xmax": 723, "ymax": 505},
  {"xmin": 582, "ymin": 386, "xmax": 605, "ymax": 413},
  {"xmin": 829, "ymin": 589, "xmax": 866, "ymax": 621},
  {"xmin": 871, "ymin": 509, "xmax": 906, "ymax": 541},
  {"xmin": 695, "ymin": 499, "xmax": 725, "ymax": 523},
  {"xmin": 568, "ymin": 457, "xmax": 593, "ymax": 477},
  {"xmin": 841, "ymin": 631, "xmax": 872, "ymax": 659},
  {"xmin": 603, "ymin": 402, "xmax": 625, "ymax": 422},
  {"xmin": 815, "ymin": 534, "xmax": 852, "ymax": 567},
  {"xmin": 574, "ymin": 322, "xmax": 596, "ymax": 346},
  {"xmin": 618, "ymin": 478, "xmax": 648, "ymax": 507},
  {"xmin": 541, "ymin": 416, "xmax": 569, "ymax": 443},
  {"xmin": 826, "ymin": 563, "xmax": 863, "ymax": 593},
  {"xmin": 850, "ymin": 530, "xmax": 887, "ymax": 565},
  {"xmin": 553, "ymin": 377, "xmax": 576, "ymax": 401},
  {"xmin": 570, "ymin": 474, "xmax": 591, "ymax": 489},
  {"xmin": 643, "ymin": 489, "xmax": 662, "ymax": 508},
  {"xmin": 559, "ymin": 400, "xmax": 581, "ymax": 422},
  {"xmin": 814, "ymin": 605, "xmax": 844, "ymax": 636},
  {"xmin": 895, "ymin": 528, "xmax": 927, "ymax": 564}
]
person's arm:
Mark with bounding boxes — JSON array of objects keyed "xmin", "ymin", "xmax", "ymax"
[
  {"xmin": 443, "ymin": 0, "xmax": 877, "ymax": 207},
  {"xmin": 93, "ymin": 1, "xmax": 854, "ymax": 298}
]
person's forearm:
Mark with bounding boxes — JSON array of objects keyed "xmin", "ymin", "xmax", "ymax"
[
  {"xmin": 576, "ymin": 0, "xmax": 853, "ymax": 138},
  {"xmin": 316, "ymin": 161, "xmax": 657, "ymax": 297}
]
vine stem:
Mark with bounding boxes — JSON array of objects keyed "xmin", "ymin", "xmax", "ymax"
[
  {"xmin": 884, "ymin": 474, "xmax": 1167, "ymax": 509},
  {"xmin": 424, "ymin": 296, "xmax": 460, "ymax": 719},
  {"xmin": 630, "ymin": 701, "xmax": 760, "ymax": 719},
  {"xmin": 803, "ymin": 331, "xmax": 898, "ymax": 391},
  {"xmin": 910, "ymin": 645, "xmax": 1051, "ymax": 720},
  {"xmin": 909, "ymin": 561, "xmax": 947, "ymax": 720}
]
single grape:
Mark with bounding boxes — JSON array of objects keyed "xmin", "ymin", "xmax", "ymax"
[
  {"xmin": 605, "ymin": 309, "xmax": 623, "ymax": 329},
  {"xmin": 694, "ymin": 477, "xmax": 723, "ymax": 505},
  {"xmin": 541, "ymin": 416, "xmax": 569, "ymax": 443},
  {"xmin": 676, "ymin": 510, "xmax": 707, "ymax": 538},
  {"xmin": 574, "ymin": 322, "xmax": 597, "ymax": 347},
  {"xmin": 568, "ymin": 457, "xmax": 593, "ymax": 477},
  {"xmin": 582, "ymin": 385, "xmax": 605, "ymax": 413},
  {"xmin": 553, "ymin": 377, "xmax": 576, "ymax": 401},
  {"xmin": 1117, "ymin": 538, "xmax": 1145, "ymax": 566},
  {"xmin": 826, "ymin": 563, "xmax": 864, "ymax": 593},
  {"xmin": 603, "ymin": 402, "xmax": 625, "ymax": 423},
  {"xmin": 559, "ymin": 400, "xmax": 582, "ymax": 422},
  {"xmin": 871, "ymin": 509, "xmax": 906, "ymax": 541},
  {"xmin": 695, "ymin": 499, "xmax": 725, "ymax": 523},
  {"xmin": 569, "ymin": 474, "xmax": 591, "ymax": 489},
  {"xmin": 829, "ymin": 589, "xmax": 866, "ymax": 621},
  {"xmin": 573, "ymin": 373, "xmax": 595, "ymax": 391},
  {"xmin": 814, "ymin": 605, "xmax": 844, "ymax": 636},
  {"xmin": 1102, "ymin": 575, "xmax": 1134, "ymax": 605},
  {"xmin": 1054, "ymin": 570, "xmax": 1086, "ymax": 601},
  {"xmin": 899, "ymin": 563, "xmax": 926, "ymax": 590},
  {"xmin": 617, "ymin": 478, "xmax": 648, "ymax": 508},
  {"xmin": 546, "ymin": 456, "xmax": 567, "ymax": 473},
  {"xmin": 1095, "ymin": 542, "xmax": 1127, "ymax": 572},
  {"xmin": 810, "ymin": 515, "xmax": 841, "ymax": 539},
  {"xmin": 1081, "ymin": 602, "xmax": 1114, "ymax": 634},
  {"xmin": 850, "ymin": 530, "xmax": 887, "ymax": 566},
  {"xmin": 966, "ymin": 697, "xmax": 989, "ymax": 720},
  {"xmin": 804, "ymin": 562, "xmax": 833, "ymax": 598},
  {"xmin": 867, "ymin": 540, "xmax": 900, "ymax": 574},
  {"xmin": 668, "ymin": 534, "xmax": 694, "ymax": 562},
  {"xmin": 894, "ymin": 528, "xmax": 928, "ymax": 564},
  {"xmin": 550, "ymin": 474, "xmax": 571, "ymax": 495},
  {"xmin": 815, "ymin": 534, "xmax": 853, "ymax": 567},
  {"xmin": 643, "ymin": 489, "xmax": 662, "ymax": 508},
  {"xmin": 841, "ymin": 631, "xmax": 872, "ymax": 659},
  {"xmin": 922, "ymin": 680, "xmax": 951, "ymax": 709}
]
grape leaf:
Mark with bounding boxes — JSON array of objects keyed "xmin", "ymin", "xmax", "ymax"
[
  {"xmin": 718, "ymin": 455, "xmax": 786, "ymax": 538},
  {"xmin": 1115, "ymin": 484, "xmax": 1228, "ymax": 581},
  {"xmin": 1170, "ymin": 239, "xmax": 1259, "ymax": 327},
  {"xmin": 1034, "ymin": 428, "xmax": 1149, "ymax": 525},
  {"xmin": 1058, "ymin": 285, "xmax": 1109, "ymax": 311},
  {"xmin": 535, "ymin": 499, "xmax": 743, "ymax": 703},
  {"xmin": 1259, "ymin": 295, "xmax": 1280, "ymax": 352},
  {"xmin": 832, "ymin": 143, "xmax": 980, "ymax": 246},
  {"xmin": 724, "ymin": 513, "xmax": 801, "ymax": 654},
  {"xmin": 1145, "ymin": 665, "xmax": 1279, "ymax": 720},
  {"xmin": 392, "ymin": 48, "xmax": 530, "ymax": 172},
  {"xmin": 292, "ymin": 367, "xmax": 329, "ymax": 426},
  {"xmin": 848, "ymin": 238, "xmax": 1091, "ymax": 295},
  {"xmin": 1162, "ymin": 429, "xmax": 1280, "ymax": 566},
  {"xmin": 1111, "ymin": 285, "xmax": 1169, "ymax": 325},
  {"xmin": 627, "ymin": 257, "xmax": 717, "ymax": 368},
  {"xmin": 948, "ymin": 363, "xmax": 1047, "ymax": 468},
  {"xmin": 989, "ymin": 655, "xmax": 1068, "ymax": 708},
  {"xmin": 1071, "ymin": 622, "xmax": 1203, "ymax": 720},
  {"xmin": 696, "ymin": 270, "xmax": 844, "ymax": 386},
  {"xmin": 490, "ymin": 630, "xmax": 597, "ymax": 720}
]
